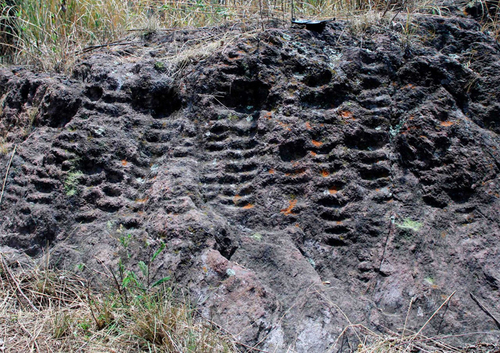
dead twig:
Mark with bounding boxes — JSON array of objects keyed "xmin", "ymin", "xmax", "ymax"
[
  {"xmin": 0, "ymin": 144, "xmax": 16, "ymax": 205},
  {"xmin": 80, "ymin": 40, "xmax": 136, "ymax": 54},
  {"xmin": 94, "ymin": 256, "xmax": 127, "ymax": 305},
  {"xmin": 406, "ymin": 291, "xmax": 456, "ymax": 348},
  {"xmin": 0, "ymin": 256, "xmax": 39, "ymax": 312},
  {"xmin": 470, "ymin": 292, "xmax": 500, "ymax": 329}
]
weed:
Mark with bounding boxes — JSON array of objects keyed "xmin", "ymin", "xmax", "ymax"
[
  {"xmin": 389, "ymin": 116, "xmax": 407, "ymax": 138},
  {"xmin": 113, "ymin": 233, "xmax": 171, "ymax": 302},
  {"xmin": 64, "ymin": 170, "xmax": 83, "ymax": 196},
  {"xmin": 154, "ymin": 60, "xmax": 165, "ymax": 71},
  {"xmin": 396, "ymin": 218, "xmax": 423, "ymax": 232},
  {"xmin": 251, "ymin": 232, "xmax": 262, "ymax": 241}
]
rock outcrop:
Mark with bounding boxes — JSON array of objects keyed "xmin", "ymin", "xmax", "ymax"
[{"xmin": 1, "ymin": 11, "xmax": 500, "ymax": 351}]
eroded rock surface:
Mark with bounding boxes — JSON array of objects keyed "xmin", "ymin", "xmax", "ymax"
[{"xmin": 1, "ymin": 12, "xmax": 500, "ymax": 351}]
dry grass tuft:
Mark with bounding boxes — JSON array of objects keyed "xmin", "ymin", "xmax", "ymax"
[
  {"xmin": 0, "ymin": 255, "xmax": 238, "ymax": 352},
  {"xmin": 330, "ymin": 292, "xmax": 469, "ymax": 353}
]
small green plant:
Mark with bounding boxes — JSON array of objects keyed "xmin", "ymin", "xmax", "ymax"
[
  {"xmin": 118, "ymin": 231, "xmax": 132, "ymax": 248},
  {"xmin": 154, "ymin": 61, "xmax": 166, "ymax": 71},
  {"xmin": 251, "ymin": 232, "xmax": 262, "ymax": 241},
  {"xmin": 77, "ymin": 319, "xmax": 91, "ymax": 332},
  {"xmin": 390, "ymin": 116, "xmax": 407, "ymax": 138},
  {"xmin": 113, "ymin": 235, "xmax": 171, "ymax": 304},
  {"xmin": 64, "ymin": 170, "xmax": 83, "ymax": 196},
  {"xmin": 396, "ymin": 218, "xmax": 423, "ymax": 232},
  {"xmin": 227, "ymin": 113, "xmax": 239, "ymax": 121},
  {"xmin": 424, "ymin": 276, "xmax": 435, "ymax": 285}
]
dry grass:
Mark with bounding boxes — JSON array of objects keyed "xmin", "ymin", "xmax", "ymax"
[
  {"xmin": 328, "ymin": 292, "xmax": 487, "ymax": 353},
  {"xmin": 0, "ymin": 0, "xmax": 498, "ymax": 71},
  {"xmin": 0, "ymin": 255, "xmax": 238, "ymax": 352},
  {"xmin": 0, "ymin": 0, "xmax": 435, "ymax": 72}
]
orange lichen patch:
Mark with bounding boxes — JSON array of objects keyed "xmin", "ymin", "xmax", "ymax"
[
  {"xmin": 310, "ymin": 151, "xmax": 317, "ymax": 157},
  {"xmin": 136, "ymin": 197, "xmax": 148, "ymax": 203},
  {"xmin": 409, "ymin": 116, "xmax": 414, "ymax": 120},
  {"xmin": 441, "ymin": 231, "xmax": 447, "ymax": 238},
  {"xmin": 340, "ymin": 111, "xmax": 353, "ymax": 119},
  {"xmin": 281, "ymin": 199, "xmax": 297, "ymax": 215},
  {"xmin": 121, "ymin": 160, "xmax": 128, "ymax": 166},
  {"xmin": 202, "ymin": 266, "xmax": 208, "ymax": 273},
  {"xmin": 278, "ymin": 121, "xmax": 291, "ymax": 131},
  {"xmin": 312, "ymin": 140, "xmax": 323, "ymax": 147},
  {"xmin": 321, "ymin": 170, "xmax": 330, "ymax": 177},
  {"xmin": 336, "ymin": 221, "xmax": 342, "ymax": 225},
  {"xmin": 404, "ymin": 83, "xmax": 416, "ymax": 90},
  {"xmin": 269, "ymin": 169, "xmax": 275, "ymax": 174},
  {"xmin": 440, "ymin": 121, "xmax": 454, "ymax": 127},
  {"xmin": 305, "ymin": 122, "xmax": 312, "ymax": 130},
  {"xmin": 375, "ymin": 188, "xmax": 380, "ymax": 192},
  {"xmin": 329, "ymin": 187, "xmax": 338, "ymax": 194},
  {"xmin": 233, "ymin": 195, "xmax": 241, "ymax": 204},
  {"xmin": 293, "ymin": 168, "xmax": 306, "ymax": 176},
  {"xmin": 262, "ymin": 111, "xmax": 273, "ymax": 119},
  {"xmin": 295, "ymin": 223, "xmax": 300, "ymax": 227},
  {"xmin": 242, "ymin": 204, "xmax": 254, "ymax": 209}
]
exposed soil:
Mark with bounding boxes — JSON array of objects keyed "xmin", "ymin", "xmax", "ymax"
[{"xmin": 1, "ymin": 7, "xmax": 500, "ymax": 352}]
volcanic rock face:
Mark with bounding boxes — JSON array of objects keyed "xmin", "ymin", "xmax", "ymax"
[{"xmin": 1, "ymin": 13, "xmax": 500, "ymax": 351}]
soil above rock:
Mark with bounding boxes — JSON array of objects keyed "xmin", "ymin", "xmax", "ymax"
[{"xmin": 1, "ymin": 9, "xmax": 500, "ymax": 352}]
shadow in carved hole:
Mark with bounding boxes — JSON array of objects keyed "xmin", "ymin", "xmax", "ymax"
[
  {"xmin": 300, "ymin": 84, "xmax": 349, "ymax": 109},
  {"xmin": 85, "ymin": 85, "xmax": 103, "ymax": 101},
  {"xmin": 218, "ymin": 80, "xmax": 269, "ymax": 111},
  {"xmin": 345, "ymin": 128, "xmax": 387, "ymax": 150},
  {"xmin": 324, "ymin": 236, "xmax": 348, "ymax": 247},
  {"xmin": 131, "ymin": 85, "xmax": 182, "ymax": 119},
  {"xmin": 279, "ymin": 139, "xmax": 307, "ymax": 162},
  {"xmin": 446, "ymin": 188, "xmax": 474, "ymax": 204},
  {"xmin": 303, "ymin": 69, "xmax": 333, "ymax": 87}
]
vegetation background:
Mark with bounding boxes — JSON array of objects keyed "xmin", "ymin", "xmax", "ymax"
[{"xmin": 4, "ymin": 0, "xmax": 493, "ymax": 72}]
